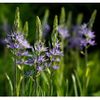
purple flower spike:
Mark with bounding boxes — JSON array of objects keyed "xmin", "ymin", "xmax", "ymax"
[
  {"xmin": 68, "ymin": 23, "xmax": 96, "ymax": 49},
  {"xmin": 79, "ymin": 24, "xmax": 96, "ymax": 47}
]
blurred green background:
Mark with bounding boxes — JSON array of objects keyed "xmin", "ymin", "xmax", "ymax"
[{"xmin": 0, "ymin": 3, "xmax": 100, "ymax": 96}]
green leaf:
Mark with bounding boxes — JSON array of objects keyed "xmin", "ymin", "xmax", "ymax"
[
  {"xmin": 60, "ymin": 7, "xmax": 66, "ymax": 25},
  {"xmin": 14, "ymin": 7, "xmax": 22, "ymax": 32},
  {"xmin": 76, "ymin": 13, "xmax": 83, "ymax": 25},
  {"xmin": 23, "ymin": 21, "xmax": 28, "ymax": 38},
  {"xmin": 75, "ymin": 71, "xmax": 82, "ymax": 96},
  {"xmin": 5, "ymin": 73, "xmax": 13, "ymax": 96},
  {"xmin": 88, "ymin": 10, "xmax": 97, "ymax": 29},
  {"xmin": 72, "ymin": 74, "xmax": 78, "ymax": 96},
  {"xmin": 17, "ymin": 76, "xmax": 23, "ymax": 96},
  {"xmin": 36, "ymin": 16, "xmax": 43, "ymax": 41}
]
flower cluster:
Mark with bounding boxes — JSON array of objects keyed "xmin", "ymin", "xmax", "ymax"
[
  {"xmin": 46, "ymin": 40, "xmax": 63, "ymax": 70},
  {"xmin": 5, "ymin": 30, "xmax": 63, "ymax": 76},
  {"xmin": 57, "ymin": 23, "xmax": 96, "ymax": 50},
  {"xmin": 5, "ymin": 32, "xmax": 32, "ymax": 49}
]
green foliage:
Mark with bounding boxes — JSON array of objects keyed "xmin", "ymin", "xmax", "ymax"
[{"xmin": 5, "ymin": 73, "xmax": 13, "ymax": 96}]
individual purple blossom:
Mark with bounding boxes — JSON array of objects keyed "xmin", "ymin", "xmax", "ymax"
[
  {"xmin": 50, "ymin": 47, "xmax": 63, "ymax": 56},
  {"xmin": 16, "ymin": 51, "xmax": 32, "ymax": 57},
  {"xmin": 54, "ymin": 40, "xmax": 61, "ymax": 48},
  {"xmin": 51, "ymin": 58, "xmax": 60, "ymax": 62},
  {"xmin": 58, "ymin": 26, "xmax": 69, "ymax": 39},
  {"xmin": 88, "ymin": 40, "xmax": 95, "ymax": 46},
  {"xmin": 34, "ymin": 42, "xmax": 47, "ymax": 52},
  {"xmin": 37, "ymin": 66, "xmax": 43, "ymax": 71},
  {"xmin": 46, "ymin": 52, "xmax": 51, "ymax": 57},
  {"xmin": 15, "ymin": 32, "xmax": 31, "ymax": 49},
  {"xmin": 24, "ymin": 58, "xmax": 34, "ymax": 66},
  {"xmin": 52, "ymin": 65, "xmax": 59, "ymax": 70},
  {"xmin": 37, "ymin": 55, "xmax": 46, "ymax": 64}
]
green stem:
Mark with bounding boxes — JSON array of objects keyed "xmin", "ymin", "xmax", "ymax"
[
  {"xmin": 34, "ymin": 68, "xmax": 37, "ymax": 96},
  {"xmin": 50, "ymin": 69, "xmax": 53, "ymax": 96},
  {"xmin": 85, "ymin": 47, "xmax": 88, "ymax": 68},
  {"xmin": 82, "ymin": 47, "xmax": 88, "ymax": 96},
  {"xmin": 13, "ymin": 50, "xmax": 17, "ymax": 96},
  {"xmin": 22, "ymin": 67, "xmax": 24, "ymax": 96}
]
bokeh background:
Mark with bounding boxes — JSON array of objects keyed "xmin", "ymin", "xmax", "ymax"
[{"xmin": 0, "ymin": 3, "xmax": 100, "ymax": 96}]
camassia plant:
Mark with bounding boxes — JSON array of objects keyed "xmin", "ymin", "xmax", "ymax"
[{"xmin": 4, "ymin": 7, "xmax": 97, "ymax": 96}]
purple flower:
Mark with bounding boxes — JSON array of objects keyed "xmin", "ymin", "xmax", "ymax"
[
  {"xmin": 24, "ymin": 58, "xmax": 34, "ymax": 66},
  {"xmin": 16, "ymin": 51, "xmax": 32, "ymax": 57},
  {"xmin": 37, "ymin": 66, "xmax": 43, "ymax": 71},
  {"xmin": 51, "ymin": 58, "xmax": 60, "ymax": 62},
  {"xmin": 5, "ymin": 32, "xmax": 31, "ymax": 49},
  {"xmin": 50, "ymin": 48, "xmax": 63, "ymax": 56},
  {"xmin": 52, "ymin": 66, "xmax": 59, "ymax": 70},
  {"xmin": 58, "ymin": 26, "xmax": 69, "ymax": 39},
  {"xmin": 79, "ymin": 24, "xmax": 96, "ymax": 47},
  {"xmin": 37, "ymin": 55, "xmax": 46, "ymax": 63},
  {"xmin": 46, "ymin": 52, "xmax": 51, "ymax": 57},
  {"xmin": 80, "ymin": 39, "xmax": 87, "ymax": 47},
  {"xmin": 54, "ymin": 40, "xmax": 61, "ymax": 49},
  {"xmin": 88, "ymin": 40, "xmax": 95, "ymax": 46},
  {"xmin": 34, "ymin": 42, "xmax": 47, "ymax": 52},
  {"xmin": 68, "ymin": 24, "xmax": 96, "ymax": 49},
  {"xmin": 15, "ymin": 32, "xmax": 31, "ymax": 49}
]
